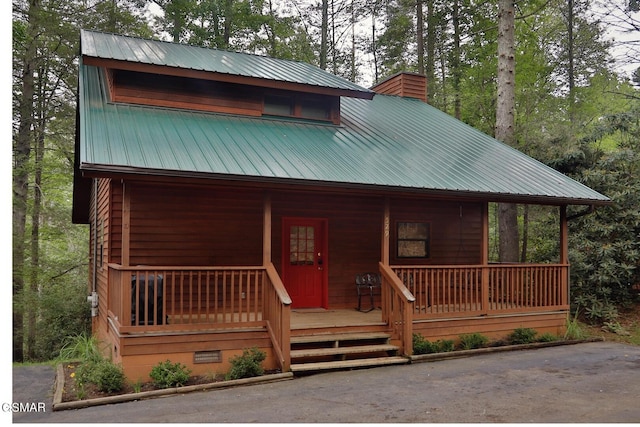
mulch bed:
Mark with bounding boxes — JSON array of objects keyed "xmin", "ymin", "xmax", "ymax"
[{"xmin": 61, "ymin": 362, "xmax": 225, "ymax": 403}]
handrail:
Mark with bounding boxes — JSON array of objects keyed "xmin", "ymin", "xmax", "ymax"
[
  {"xmin": 379, "ymin": 262, "xmax": 414, "ymax": 356},
  {"xmin": 265, "ymin": 263, "xmax": 292, "ymax": 305},
  {"xmin": 379, "ymin": 263, "xmax": 416, "ymax": 303},
  {"xmin": 108, "ymin": 263, "xmax": 265, "ymax": 271},
  {"xmin": 263, "ymin": 262, "xmax": 291, "ymax": 372}
]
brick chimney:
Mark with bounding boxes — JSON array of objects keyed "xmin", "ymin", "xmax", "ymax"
[{"xmin": 371, "ymin": 72, "xmax": 428, "ymax": 103}]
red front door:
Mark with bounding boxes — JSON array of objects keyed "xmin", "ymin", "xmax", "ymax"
[{"xmin": 282, "ymin": 217, "xmax": 327, "ymax": 309}]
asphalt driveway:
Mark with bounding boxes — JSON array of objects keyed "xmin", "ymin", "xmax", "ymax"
[{"xmin": 10, "ymin": 340, "xmax": 640, "ymax": 423}]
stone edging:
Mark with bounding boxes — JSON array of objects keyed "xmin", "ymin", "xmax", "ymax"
[
  {"xmin": 410, "ymin": 337, "xmax": 605, "ymax": 363},
  {"xmin": 52, "ymin": 367, "xmax": 294, "ymax": 411}
]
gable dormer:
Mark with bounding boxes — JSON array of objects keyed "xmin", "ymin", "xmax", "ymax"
[{"xmin": 81, "ymin": 30, "xmax": 373, "ymax": 126}]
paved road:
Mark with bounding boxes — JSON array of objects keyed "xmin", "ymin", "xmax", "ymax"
[{"xmin": 10, "ymin": 341, "xmax": 640, "ymax": 423}]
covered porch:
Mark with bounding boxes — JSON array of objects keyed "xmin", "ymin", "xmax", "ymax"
[{"xmin": 105, "ymin": 260, "xmax": 569, "ymax": 376}]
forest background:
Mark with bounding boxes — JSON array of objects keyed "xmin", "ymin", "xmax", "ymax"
[{"xmin": 9, "ymin": 0, "xmax": 640, "ymax": 368}]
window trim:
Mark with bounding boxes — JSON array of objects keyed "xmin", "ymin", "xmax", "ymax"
[{"xmin": 396, "ymin": 221, "xmax": 431, "ymax": 259}]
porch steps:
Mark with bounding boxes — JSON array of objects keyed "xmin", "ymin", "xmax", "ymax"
[
  {"xmin": 289, "ymin": 332, "xmax": 409, "ymax": 374},
  {"xmin": 290, "ymin": 356, "xmax": 409, "ymax": 373},
  {"xmin": 291, "ymin": 344, "xmax": 399, "ymax": 359}
]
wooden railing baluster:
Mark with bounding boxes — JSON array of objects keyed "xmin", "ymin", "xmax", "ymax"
[{"xmin": 391, "ymin": 264, "xmax": 569, "ymax": 320}]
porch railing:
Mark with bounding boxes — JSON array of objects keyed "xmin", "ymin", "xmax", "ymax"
[
  {"xmin": 263, "ymin": 263, "xmax": 292, "ymax": 371},
  {"xmin": 107, "ymin": 263, "xmax": 291, "ymax": 370},
  {"xmin": 391, "ymin": 263, "xmax": 569, "ymax": 320},
  {"xmin": 379, "ymin": 262, "xmax": 415, "ymax": 356}
]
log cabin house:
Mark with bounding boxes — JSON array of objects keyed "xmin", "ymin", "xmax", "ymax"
[{"xmin": 72, "ymin": 30, "xmax": 610, "ymax": 380}]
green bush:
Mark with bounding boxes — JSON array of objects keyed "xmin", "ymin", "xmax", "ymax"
[
  {"xmin": 59, "ymin": 334, "xmax": 123, "ymax": 395},
  {"xmin": 149, "ymin": 360, "xmax": 192, "ymax": 388},
  {"xmin": 225, "ymin": 347, "xmax": 266, "ymax": 380},
  {"xmin": 92, "ymin": 360, "xmax": 125, "ymax": 393},
  {"xmin": 412, "ymin": 334, "xmax": 456, "ymax": 354},
  {"xmin": 458, "ymin": 333, "xmax": 489, "ymax": 350},
  {"xmin": 436, "ymin": 339, "xmax": 455, "ymax": 352},
  {"xmin": 74, "ymin": 360, "xmax": 97, "ymax": 387},
  {"xmin": 537, "ymin": 332, "xmax": 559, "ymax": 342},
  {"xmin": 412, "ymin": 333, "xmax": 436, "ymax": 355},
  {"xmin": 507, "ymin": 328, "xmax": 538, "ymax": 344},
  {"xmin": 72, "ymin": 358, "xmax": 125, "ymax": 393}
]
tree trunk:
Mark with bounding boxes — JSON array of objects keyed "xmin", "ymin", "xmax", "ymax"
[
  {"xmin": 496, "ymin": 0, "xmax": 519, "ymax": 262},
  {"xmin": 27, "ymin": 108, "xmax": 44, "ymax": 360},
  {"xmin": 567, "ymin": 0, "xmax": 575, "ymax": 122},
  {"xmin": 452, "ymin": 0, "xmax": 461, "ymax": 119},
  {"xmin": 425, "ymin": 0, "xmax": 435, "ymax": 103},
  {"xmin": 14, "ymin": 0, "xmax": 41, "ymax": 363},
  {"xmin": 417, "ymin": 0, "xmax": 424, "ymax": 75},
  {"xmin": 370, "ymin": 1, "xmax": 379, "ymax": 82},
  {"xmin": 223, "ymin": 0, "xmax": 233, "ymax": 48},
  {"xmin": 521, "ymin": 205, "xmax": 529, "ymax": 263},
  {"xmin": 320, "ymin": 0, "xmax": 328, "ymax": 70},
  {"xmin": 331, "ymin": 0, "xmax": 337, "ymax": 75},
  {"xmin": 350, "ymin": 0, "xmax": 356, "ymax": 81}
]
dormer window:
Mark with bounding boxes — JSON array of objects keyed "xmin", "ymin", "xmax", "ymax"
[
  {"xmin": 264, "ymin": 94, "xmax": 293, "ymax": 116},
  {"xmin": 263, "ymin": 92, "xmax": 337, "ymax": 123},
  {"xmin": 300, "ymin": 98, "xmax": 331, "ymax": 121},
  {"xmin": 107, "ymin": 68, "xmax": 341, "ymax": 124}
]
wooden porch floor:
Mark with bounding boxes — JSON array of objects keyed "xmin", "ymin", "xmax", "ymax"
[{"xmin": 291, "ymin": 308, "xmax": 385, "ymax": 330}]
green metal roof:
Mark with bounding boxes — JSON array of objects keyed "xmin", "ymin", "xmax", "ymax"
[
  {"xmin": 80, "ymin": 30, "xmax": 373, "ymax": 98},
  {"xmin": 75, "ymin": 61, "xmax": 610, "ymax": 208}
]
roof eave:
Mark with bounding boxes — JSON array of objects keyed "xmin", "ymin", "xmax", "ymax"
[
  {"xmin": 81, "ymin": 56, "xmax": 375, "ymax": 100},
  {"xmin": 77, "ymin": 163, "xmax": 612, "ymax": 207}
]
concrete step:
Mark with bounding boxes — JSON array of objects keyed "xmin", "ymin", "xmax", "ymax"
[{"xmin": 290, "ymin": 356, "xmax": 409, "ymax": 373}]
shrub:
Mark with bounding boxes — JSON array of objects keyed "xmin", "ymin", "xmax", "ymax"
[
  {"xmin": 412, "ymin": 333, "xmax": 436, "ymax": 355},
  {"xmin": 74, "ymin": 360, "xmax": 98, "ymax": 388},
  {"xmin": 225, "ymin": 347, "xmax": 266, "ymax": 380},
  {"xmin": 149, "ymin": 360, "xmax": 192, "ymax": 388},
  {"xmin": 537, "ymin": 332, "xmax": 559, "ymax": 342},
  {"xmin": 507, "ymin": 328, "xmax": 538, "ymax": 345},
  {"xmin": 412, "ymin": 334, "xmax": 456, "ymax": 354},
  {"xmin": 92, "ymin": 360, "xmax": 125, "ymax": 393},
  {"xmin": 436, "ymin": 339, "xmax": 455, "ymax": 352},
  {"xmin": 458, "ymin": 333, "xmax": 488, "ymax": 350}
]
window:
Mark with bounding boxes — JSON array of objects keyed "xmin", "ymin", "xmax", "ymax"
[
  {"xmin": 263, "ymin": 92, "xmax": 337, "ymax": 123},
  {"xmin": 289, "ymin": 225, "xmax": 315, "ymax": 265},
  {"xmin": 300, "ymin": 98, "xmax": 330, "ymax": 120},
  {"xmin": 397, "ymin": 222, "xmax": 430, "ymax": 258},
  {"xmin": 264, "ymin": 94, "xmax": 293, "ymax": 116}
]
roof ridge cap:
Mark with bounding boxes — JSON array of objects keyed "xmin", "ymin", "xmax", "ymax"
[{"xmin": 80, "ymin": 29, "xmax": 322, "ymax": 70}]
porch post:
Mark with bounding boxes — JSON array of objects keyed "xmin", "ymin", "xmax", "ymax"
[
  {"xmin": 263, "ymin": 191, "xmax": 272, "ymax": 266},
  {"xmin": 481, "ymin": 202, "xmax": 490, "ymax": 313},
  {"xmin": 559, "ymin": 205, "xmax": 569, "ymax": 305},
  {"xmin": 559, "ymin": 205, "xmax": 569, "ymax": 265},
  {"xmin": 122, "ymin": 181, "xmax": 130, "ymax": 267},
  {"xmin": 382, "ymin": 197, "xmax": 390, "ymax": 264}
]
